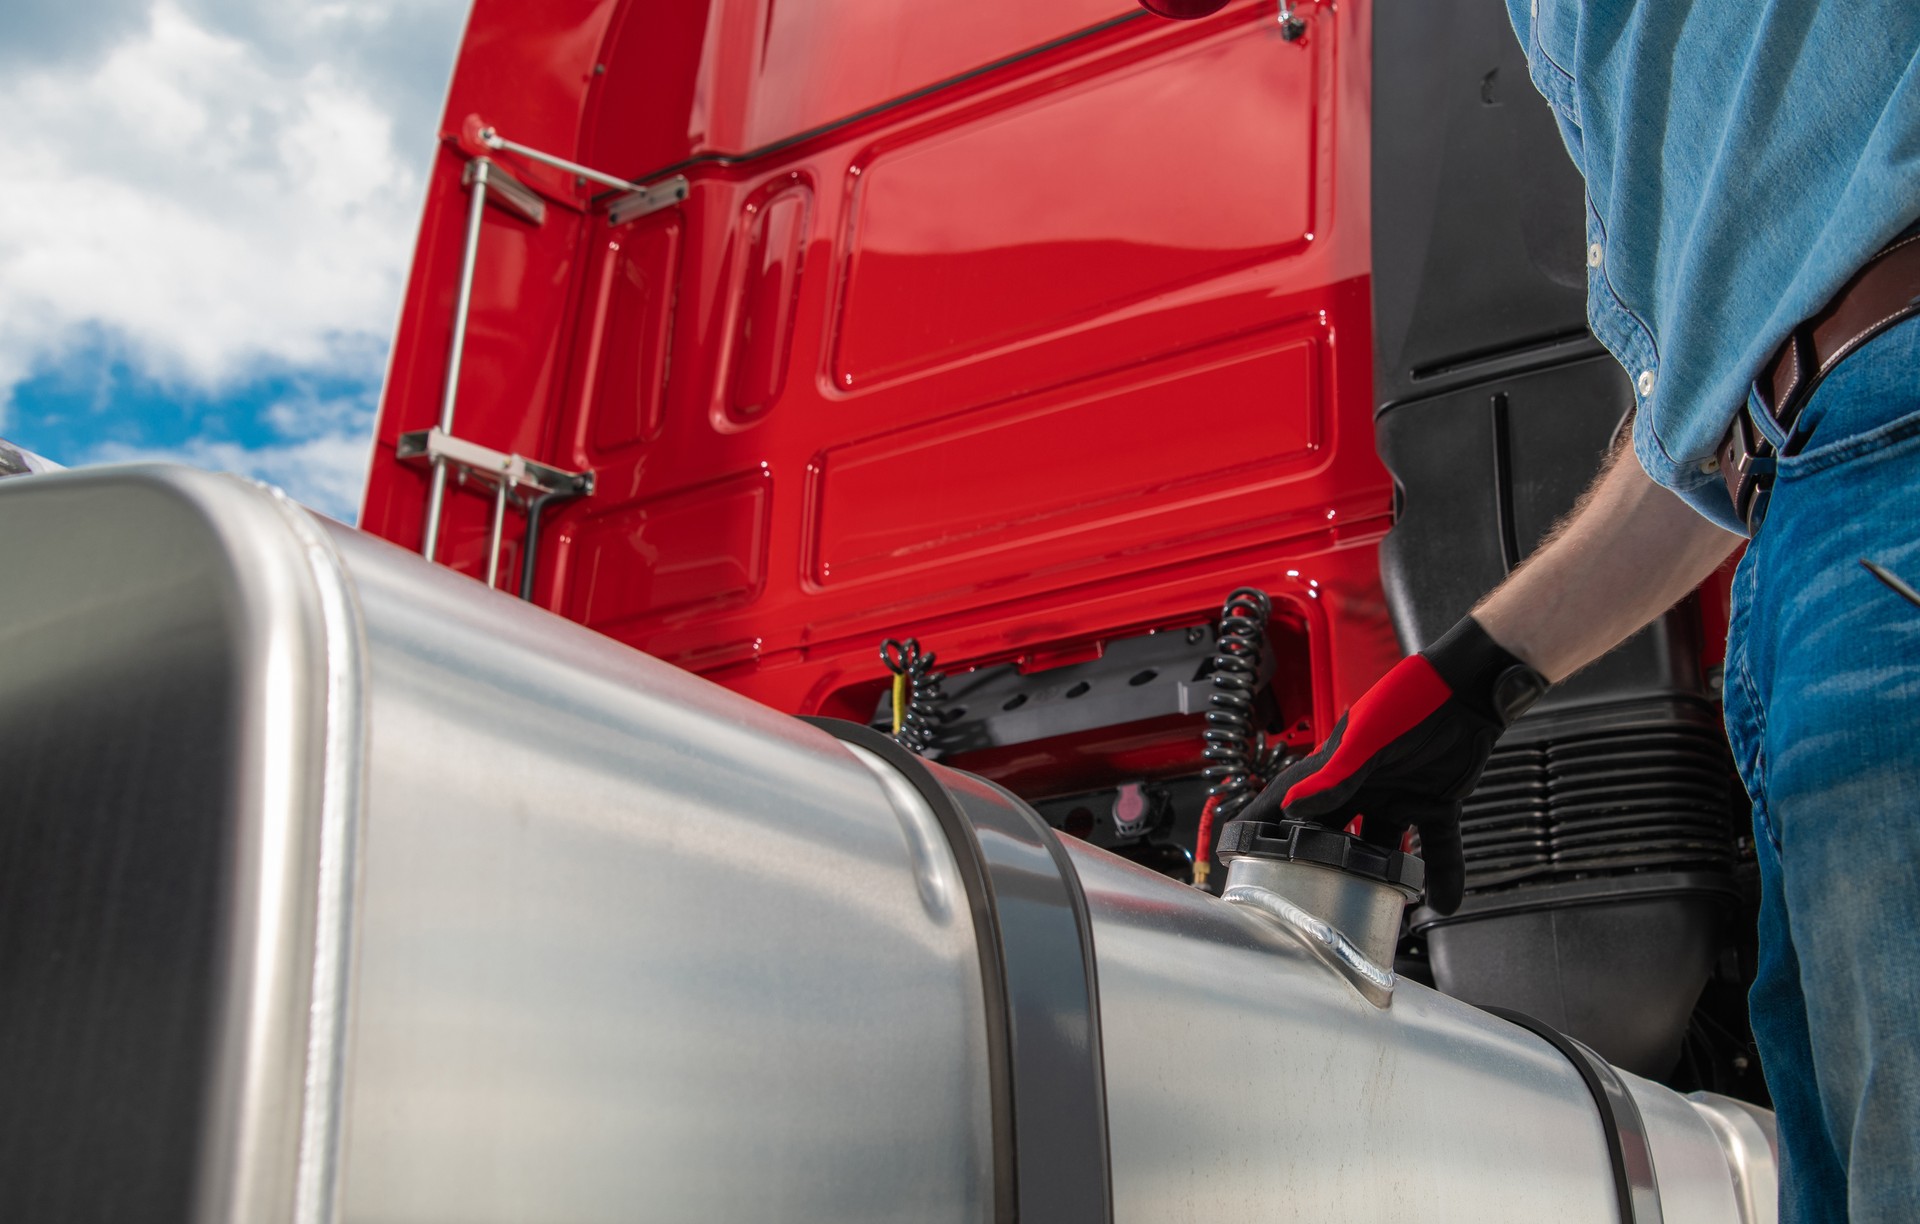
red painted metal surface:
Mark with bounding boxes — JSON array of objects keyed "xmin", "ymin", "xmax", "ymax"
[{"xmin": 362, "ymin": 0, "xmax": 1398, "ymax": 800}]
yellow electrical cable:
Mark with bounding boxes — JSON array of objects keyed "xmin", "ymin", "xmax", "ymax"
[{"xmin": 891, "ymin": 672, "xmax": 906, "ymax": 735}]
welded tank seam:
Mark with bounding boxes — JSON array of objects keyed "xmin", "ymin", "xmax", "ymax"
[
  {"xmin": 260, "ymin": 487, "xmax": 370, "ymax": 1224},
  {"xmin": 841, "ymin": 741, "xmax": 960, "ymax": 925},
  {"xmin": 1686, "ymin": 1094, "xmax": 1778, "ymax": 1224},
  {"xmin": 1222, "ymin": 883, "xmax": 1398, "ymax": 996}
]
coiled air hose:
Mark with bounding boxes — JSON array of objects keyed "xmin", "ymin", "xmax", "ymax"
[
  {"xmin": 1194, "ymin": 587, "xmax": 1271, "ymax": 888},
  {"xmin": 880, "ymin": 637, "xmax": 946, "ymax": 756}
]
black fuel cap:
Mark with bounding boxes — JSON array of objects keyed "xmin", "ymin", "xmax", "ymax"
[{"xmin": 1216, "ymin": 819, "xmax": 1425, "ymax": 894}]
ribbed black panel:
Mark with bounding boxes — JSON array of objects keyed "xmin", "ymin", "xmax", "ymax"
[{"xmin": 1453, "ymin": 699, "xmax": 1739, "ymax": 894}]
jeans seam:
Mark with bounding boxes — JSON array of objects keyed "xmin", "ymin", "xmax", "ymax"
[{"xmin": 1732, "ymin": 652, "xmax": 1779, "ymax": 855}]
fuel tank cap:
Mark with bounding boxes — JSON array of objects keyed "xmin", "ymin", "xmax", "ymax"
[{"xmin": 1217, "ymin": 819, "xmax": 1425, "ymax": 895}]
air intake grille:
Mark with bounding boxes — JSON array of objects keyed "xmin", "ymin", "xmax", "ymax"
[{"xmin": 1454, "ymin": 698, "xmax": 1740, "ymax": 893}]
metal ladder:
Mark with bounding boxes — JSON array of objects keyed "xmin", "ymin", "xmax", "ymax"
[{"xmin": 403, "ymin": 123, "xmax": 687, "ymax": 595}]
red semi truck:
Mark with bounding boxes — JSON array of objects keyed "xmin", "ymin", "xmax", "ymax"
[
  {"xmin": 359, "ymin": 0, "xmax": 1756, "ymax": 1101},
  {"xmin": 0, "ymin": 2, "xmax": 1784, "ymax": 1217}
]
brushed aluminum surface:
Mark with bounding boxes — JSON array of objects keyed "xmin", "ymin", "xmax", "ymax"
[
  {"xmin": 1075, "ymin": 836, "xmax": 1771, "ymax": 1222},
  {"xmin": 325, "ymin": 523, "xmax": 994, "ymax": 1224},
  {"xmin": 1222, "ymin": 882, "xmax": 1399, "ymax": 1004},
  {"xmin": 1073, "ymin": 840, "xmax": 1624, "ymax": 1224},
  {"xmin": 1624, "ymin": 1075, "xmax": 1746, "ymax": 1224},
  {"xmin": 0, "ymin": 466, "xmax": 363, "ymax": 1224},
  {"xmin": 1, "ymin": 466, "xmax": 993, "ymax": 1224},
  {"xmin": 1688, "ymin": 1093, "xmax": 1781, "ymax": 1224},
  {"xmin": 2, "ymin": 465, "xmax": 1771, "ymax": 1224},
  {"xmin": 1221, "ymin": 857, "xmax": 1415, "ymax": 971}
]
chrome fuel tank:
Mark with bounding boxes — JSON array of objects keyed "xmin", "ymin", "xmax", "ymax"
[{"xmin": 0, "ymin": 467, "xmax": 1775, "ymax": 1224}]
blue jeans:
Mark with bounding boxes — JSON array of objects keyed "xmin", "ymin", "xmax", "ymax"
[{"xmin": 1723, "ymin": 313, "xmax": 1920, "ymax": 1224}]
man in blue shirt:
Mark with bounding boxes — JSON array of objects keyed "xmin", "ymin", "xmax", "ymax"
[
  {"xmin": 1296, "ymin": 6, "xmax": 1920, "ymax": 1220},
  {"xmin": 1146, "ymin": 1, "xmax": 1920, "ymax": 1219}
]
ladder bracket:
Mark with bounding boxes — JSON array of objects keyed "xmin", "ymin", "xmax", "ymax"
[
  {"xmin": 608, "ymin": 175, "xmax": 691, "ymax": 227},
  {"xmin": 397, "ymin": 428, "xmax": 593, "ymax": 498},
  {"xmin": 463, "ymin": 158, "xmax": 546, "ymax": 225}
]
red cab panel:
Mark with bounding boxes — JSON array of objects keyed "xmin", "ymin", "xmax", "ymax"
[{"xmin": 363, "ymin": 0, "xmax": 1395, "ymax": 797}]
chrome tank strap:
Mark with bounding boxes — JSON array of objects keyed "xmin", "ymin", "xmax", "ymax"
[
  {"xmin": 1488, "ymin": 1007, "xmax": 1666, "ymax": 1224},
  {"xmin": 803, "ymin": 718, "xmax": 1113, "ymax": 1224}
]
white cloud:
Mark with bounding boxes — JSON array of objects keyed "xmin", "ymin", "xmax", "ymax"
[
  {"xmin": 88, "ymin": 430, "xmax": 374, "ymax": 523},
  {"xmin": 86, "ymin": 384, "xmax": 378, "ymax": 521},
  {"xmin": 0, "ymin": 0, "xmax": 445, "ymax": 414},
  {"xmin": 261, "ymin": 386, "xmax": 377, "ymax": 440}
]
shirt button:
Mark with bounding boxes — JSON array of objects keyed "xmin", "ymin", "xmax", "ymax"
[
  {"xmin": 1531, "ymin": 0, "xmax": 1538, "ymax": 18},
  {"xmin": 1637, "ymin": 370, "xmax": 1656, "ymax": 397},
  {"xmin": 1587, "ymin": 243, "xmax": 1604, "ymax": 268},
  {"xmin": 1700, "ymin": 456, "xmax": 1721, "ymax": 474}
]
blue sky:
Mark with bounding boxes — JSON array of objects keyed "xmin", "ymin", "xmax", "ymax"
[{"xmin": 0, "ymin": 0, "xmax": 471, "ymax": 522}]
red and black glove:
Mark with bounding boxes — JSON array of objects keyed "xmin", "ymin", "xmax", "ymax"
[{"xmin": 1240, "ymin": 616, "xmax": 1547, "ymax": 915}]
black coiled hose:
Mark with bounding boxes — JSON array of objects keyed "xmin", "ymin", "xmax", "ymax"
[
  {"xmin": 1202, "ymin": 587, "xmax": 1272, "ymax": 821},
  {"xmin": 880, "ymin": 637, "xmax": 946, "ymax": 756}
]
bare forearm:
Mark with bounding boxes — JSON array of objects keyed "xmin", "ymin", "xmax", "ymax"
[{"xmin": 1472, "ymin": 438, "xmax": 1741, "ymax": 683}]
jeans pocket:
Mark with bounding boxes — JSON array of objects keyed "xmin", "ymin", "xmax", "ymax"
[
  {"xmin": 1777, "ymin": 314, "xmax": 1920, "ymax": 476},
  {"xmin": 1777, "ymin": 402, "xmax": 1920, "ymax": 477}
]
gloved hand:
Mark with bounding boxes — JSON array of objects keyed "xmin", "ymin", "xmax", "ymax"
[{"xmin": 1238, "ymin": 616, "xmax": 1547, "ymax": 914}]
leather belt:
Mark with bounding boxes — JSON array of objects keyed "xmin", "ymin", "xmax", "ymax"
[{"xmin": 1719, "ymin": 227, "xmax": 1920, "ymax": 532}]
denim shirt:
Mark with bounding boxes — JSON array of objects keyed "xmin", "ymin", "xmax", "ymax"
[{"xmin": 1505, "ymin": 1, "xmax": 1920, "ymax": 533}]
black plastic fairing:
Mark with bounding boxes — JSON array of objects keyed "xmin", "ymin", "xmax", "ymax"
[
  {"xmin": 1368, "ymin": 2, "xmax": 1703, "ymax": 713},
  {"xmin": 1370, "ymin": 0, "xmax": 1592, "ymax": 410},
  {"xmin": 1373, "ymin": 354, "xmax": 1707, "ymax": 714},
  {"xmin": 1426, "ymin": 873, "xmax": 1736, "ymax": 1077},
  {"xmin": 1370, "ymin": 0, "xmax": 1755, "ymax": 1103}
]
